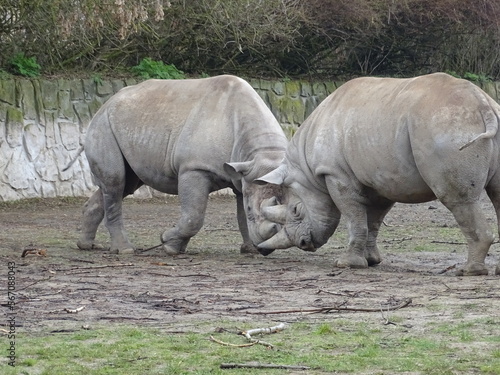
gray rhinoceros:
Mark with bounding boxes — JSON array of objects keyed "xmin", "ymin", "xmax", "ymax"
[
  {"xmin": 256, "ymin": 73, "xmax": 500, "ymax": 276},
  {"xmin": 74, "ymin": 75, "xmax": 287, "ymax": 255}
]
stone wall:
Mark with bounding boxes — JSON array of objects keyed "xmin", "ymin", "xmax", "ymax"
[{"xmin": 0, "ymin": 76, "xmax": 345, "ymax": 201}]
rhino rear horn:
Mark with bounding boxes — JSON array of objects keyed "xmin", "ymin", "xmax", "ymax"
[{"xmin": 253, "ymin": 164, "xmax": 287, "ymax": 185}]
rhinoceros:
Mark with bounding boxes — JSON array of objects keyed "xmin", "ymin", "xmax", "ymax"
[
  {"xmin": 256, "ymin": 73, "xmax": 500, "ymax": 276},
  {"xmin": 72, "ymin": 75, "xmax": 287, "ymax": 255}
]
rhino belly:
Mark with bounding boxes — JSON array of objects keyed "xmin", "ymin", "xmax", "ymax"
[{"xmin": 351, "ymin": 158, "xmax": 436, "ymax": 204}]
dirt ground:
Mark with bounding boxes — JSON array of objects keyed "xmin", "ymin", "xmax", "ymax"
[{"xmin": 1, "ymin": 194, "xmax": 499, "ymax": 336}]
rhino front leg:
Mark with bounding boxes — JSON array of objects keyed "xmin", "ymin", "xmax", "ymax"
[
  {"xmin": 77, "ymin": 189, "xmax": 106, "ymax": 250},
  {"xmin": 326, "ymin": 176, "xmax": 370, "ymax": 269},
  {"xmin": 161, "ymin": 171, "xmax": 210, "ymax": 255},
  {"xmin": 445, "ymin": 201, "xmax": 493, "ymax": 276},
  {"xmin": 235, "ymin": 190, "xmax": 259, "ymax": 254}
]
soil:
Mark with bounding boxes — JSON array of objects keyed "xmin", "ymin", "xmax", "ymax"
[{"xmin": 1, "ymin": 194, "xmax": 499, "ymax": 336}]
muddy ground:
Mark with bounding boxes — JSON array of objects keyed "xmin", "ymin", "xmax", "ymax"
[{"xmin": 1, "ymin": 194, "xmax": 499, "ymax": 337}]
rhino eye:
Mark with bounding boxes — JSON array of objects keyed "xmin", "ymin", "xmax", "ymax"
[{"xmin": 292, "ymin": 203, "xmax": 302, "ymax": 218}]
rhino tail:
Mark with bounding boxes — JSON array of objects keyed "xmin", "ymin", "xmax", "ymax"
[
  {"xmin": 459, "ymin": 94, "xmax": 499, "ymax": 151},
  {"xmin": 62, "ymin": 145, "xmax": 85, "ymax": 171}
]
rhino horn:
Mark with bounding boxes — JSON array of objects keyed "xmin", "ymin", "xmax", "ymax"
[
  {"xmin": 260, "ymin": 196, "xmax": 279, "ymax": 208},
  {"xmin": 258, "ymin": 221, "xmax": 280, "ymax": 239},
  {"xmin": 257, "ymin": 228, "xmax": 294, "ymax": 251},
  {"xmin": 253, "ymin": 164, "xmax": 287, "ymax": 185},
  {"xmin": 262, "ymin": 205, "xmax": 287, "ymax": 224}
]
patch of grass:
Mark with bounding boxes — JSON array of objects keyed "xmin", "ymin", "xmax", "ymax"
[
  {"xmin": 131, "ymin": 58, "xmax": 185, "ymax": 80},
  {"xmin": 0, "ymin": 197, "xmax": 87, "ymax": 209},
  {"xmin": 10, "ymin": 53, "xmax": 41, "ymax": 77},
  {"xmin": 2, "ymin": 320, "xmax": 498, "ymax": 374}
]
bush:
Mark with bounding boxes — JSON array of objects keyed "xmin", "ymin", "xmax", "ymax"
[
  {"xmin": 1, "ymin": 1, "xmax": 500, "ymax": 79},
  {"xmin": 131, "ymin": 58, "xmax": 185, "ymax": 79},
  {"xmin": 10, "ymin": 53, "xmax": 41, "ymax": 77}
]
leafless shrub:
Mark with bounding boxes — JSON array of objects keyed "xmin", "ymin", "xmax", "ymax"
[{"xmin": 1, "ymin": 0, "xmax": 500, "ymax": 78}]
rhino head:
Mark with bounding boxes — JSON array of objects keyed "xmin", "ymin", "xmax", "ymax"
[
  {"xmin": 253, "ymin": 161, "xmax": 341, "ymax": 255},
  {"xmin": 224, "ymin": 152, "xmax": 288, "ymax": 246}
]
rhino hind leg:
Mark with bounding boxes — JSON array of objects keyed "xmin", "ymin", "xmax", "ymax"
[
  {"xmin": 485, "ymin": 183, "xmax": 500, "ymax": 275},
  {"xmin": 444, "ymin": 201, "xmax": 493, "ymax": 276},
  {"xmin": 77, "ymin": 189, "xmax": 106, "ymax": 251},
  {"xmin": 364, "ymin": 202, "xmax": 395, "ymax": 266}
]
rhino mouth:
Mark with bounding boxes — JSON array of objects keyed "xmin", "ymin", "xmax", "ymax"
[
  {"xmin": 257, "ymin": 247, "xmax": 276, "ymax": 256},
  {"xmin": 257, "ymin": 225, "xmax": 317, "ymax": 255}
]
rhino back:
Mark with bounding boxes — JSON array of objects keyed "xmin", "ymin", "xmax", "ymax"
[
  {"xmin": 94, "ymin": 75, "xmax": 286, "ymax": 192},
  {"xmin": 295, "ymin": 73, "xmax": 499, "ymax": 202}
]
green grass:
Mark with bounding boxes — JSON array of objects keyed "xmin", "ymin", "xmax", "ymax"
[{"xmin": 2, "ymin": 319, "xmax": 499, "ymax": 375}]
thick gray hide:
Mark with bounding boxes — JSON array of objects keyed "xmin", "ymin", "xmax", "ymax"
[
  {"xmin": 257, "ymin": 73, "xmax": 500, "ymax": 276},
  {"xmin": 78, "ymin": 75, "xmax": 287, "ymax": 255}
]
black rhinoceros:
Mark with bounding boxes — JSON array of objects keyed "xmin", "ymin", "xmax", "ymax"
[
  {"xmin": 73, "ymin": 75, "xmax": 287, "ymax": 255},
  {"xmin": 256, "ymin": 73, "xmax": 500, "ymax": 276}
]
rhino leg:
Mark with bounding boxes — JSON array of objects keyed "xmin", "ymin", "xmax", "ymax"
[
  {"xmin": 445, "ymin": 201, "xmax": 493, "ymax": 276},
  {"xmin": 77, "ymin": 189, "xmax": 106, "ymax": 250},
  {"xmin": 486, "ymin": 184, "xmax": 500, "ymax": 275},
  {"xmin": 365, "ymin": 202, "xmax": 394, "ymax": 266},
  {"xmin": 326, "ymin": 176, "xmax": 390, "ymax": 269},
  {"xmin": 161, "ymin": 171, "xmax": 210, "ymax": 255},
  {"xmin": 235, "ymin": 190, "xmax": 259, "ymax": 254}
]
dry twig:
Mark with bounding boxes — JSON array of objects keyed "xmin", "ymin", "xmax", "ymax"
[
  {"xmin": 210, "ymin": 322, "xmax": 287, "ymax": 349},
  {"xmin": 21, "ymin": 248, "xmax": 47, "ymax": 257},
  {"xmin": 64, "ymin": 306, "xmax": 86, "ymax": 314},
  {"xmin": 247, "ymin": 298, "xmax": 412, "ymax": 315},
  {"xmin": 220, "ymin": 362, "xmax": 311, "ymax": 370}
]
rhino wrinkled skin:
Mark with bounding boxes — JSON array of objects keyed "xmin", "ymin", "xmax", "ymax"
[
  {"xmin": 78, "ymin": 75, "xmax": 287, "ymax": 255},
  {"xmin": 257, "ymin": 73, "xmax": 500, "ymax": 276}
]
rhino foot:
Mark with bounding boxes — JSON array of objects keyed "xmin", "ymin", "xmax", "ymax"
[
  {"xmin": 365, "ymin": 246, "xmax": 382, "ymax": 266},
  {"xmin": 162, "ymin": 243, "xmax": 186, "ymax": 256},
  {"xmin": 334, "ymin": 254, "xmax": 369, "ymax": 269},
  {"xmin": 77, "ymin": 240, "xmax": 106, "ymax": 251},
  {"xmin": 240, "ymin": 243, "xmax": 260, "ymax": 255},
  {"xmin": 455, "ymin": 263, "xmax": 489, "ymax": 276}
]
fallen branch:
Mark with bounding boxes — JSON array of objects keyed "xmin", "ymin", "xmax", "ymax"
[
  {"xmin": 17, "ymin": 276, "xmax": 53, "ymax": 291},
  {"xmin": 247, "ymin": 298, "xmax": 412, "ymax": 315},
  {"xmin": 64, "ymin": 306, "xmax": 85, "ymax": 314},
  {"xmin": 210, "ymin": 323, "xmax": 287, "ymax": 349},
  {"xmin": 241, "ymin": 322, "xmax": 287, "ymax": 339},
  {"xmin": 221, "ymin": 362, "xmax": 311, "ymax": 370},
  {"xmin": 431, "ymin": 240, "xmax": 466, "ymax": 245},
  {"xmin": 209, "ymin": 336, "xmax": 257, "ymax": 347},
  {"xmin": 437, "ymin": 264, "xmax": 457, "ymax": 274},
  {"xmin": 57, "ymin": 263, "xmax": 134, "ymax": 272},
  {"xmin": 382, "ymin": 236, "xmax": 412, "ymax": 243},
  {"xmin": 136, "ymin": 243, "xmax": 163, "ymax": 254},
  {"xmin": 21, "ymin": 248, "xmax": 47, "ymax": 257},
  {"xmin": 240, "ymin": 322, "xmax": 287, "ymax": 348}
]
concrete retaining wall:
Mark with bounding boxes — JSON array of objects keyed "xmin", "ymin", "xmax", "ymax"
[
  {"xmin": 1, "ymin": 76, "xmax": 499, "ymax": 201},
  {"xmin": 0, "ymin": 76, "xmax": 346, "ymax": 201}
]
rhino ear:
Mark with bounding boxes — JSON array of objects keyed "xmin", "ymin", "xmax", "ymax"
[
  {"xmin": 224, "ymin": 161, "xmax": 254, "ymax": 180},
  {"xmin": 254, "ymin": 164, "xmax": 287, "ymax": 185}
]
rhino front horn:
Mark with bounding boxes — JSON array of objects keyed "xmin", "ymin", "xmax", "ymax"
[
  {"xmin": 261, "ymin": 204, "xmax": 287, "ymax": 224},
  {"xmin": 257, "ymin": 228, "xmax": 294, "ymax": 253}
]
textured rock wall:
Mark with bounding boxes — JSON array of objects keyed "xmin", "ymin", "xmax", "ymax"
[{"xmin": 0, "ymin": 77, "xmax": 345, "ymax": 201}]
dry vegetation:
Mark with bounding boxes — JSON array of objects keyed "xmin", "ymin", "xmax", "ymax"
[{"xmin": 1, "ymin": 0, "xmax": 500, "ymax": 78}]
